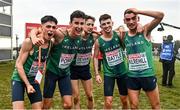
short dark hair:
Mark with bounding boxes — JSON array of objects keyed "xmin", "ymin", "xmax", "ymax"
[
  {"xmin": 70, "ymin": 10, "xmax": 86, "ymax": 23},
  {"xmin": 99, "ymin": 14, "xmax": 111, "ymax": 23},
  {"xmin": 167, "ymin": 35, "xmax": 173, "ymax": 41},
  {"xmin": 41, "ymin": 15, "xmax": 58, "ymax": 24},
  {"xmin": 85, "ymin": 15, "xmax": 95, "ymax": 22},
  {"xmin": 124, "ymin": 9, "xmax": 136, "ymax": 16}
]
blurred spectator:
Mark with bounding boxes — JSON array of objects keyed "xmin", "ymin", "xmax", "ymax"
[
  {"xmin": 174, "ymin": 40, "xmax": 180, "ymax": 60},
  {"xmin": 160, "ymin": 35, "xmax": 176, "ymax": 87}
]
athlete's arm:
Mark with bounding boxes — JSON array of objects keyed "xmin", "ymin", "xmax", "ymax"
[
  {"xmin": 114, "ymin": 25, "xmax": 126, "ymax": 41},
  {"xmin": 54, "ymin": 28, "xmax": 67, "ymax": 44},
  {"xmin": 92, "ymin": 31, "xmax": 101, "ymax": 41},
  {"xmin": 115, "ymin": 24, "xmax": 143, "ymax": 40},
  {"xmin": 93, "ymin": 39, "xmax": 102, "ymax": 84},
  {"xmin": 129, "ymin": 8, "xmax": 164, "ymax": 40},
  {"xmin": 114, "ymin": 27, "xmax": 126, "ymax": 49},
  {"xmin": 15, "ymin": 38, "xmax": 36, "ymax": 94},
  {"xmin": 29, "ymin": 27, "xmax": 44, "ymax": 46}
]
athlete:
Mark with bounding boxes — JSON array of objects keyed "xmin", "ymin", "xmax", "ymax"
[
  {"xmin": 30, "ymin": 10, "xmax": 86, "ymax": 109},
  {"xmin": 123, "ymin": 8, "xmax": 164, "ymax": 109},
  {"xmin": 93, "ymin": 14, "xmax": 128, "ymax": 109},
  {"xmin": 70, "ymin": 15, "xmax": 100, "ymax": 109},
  {"xmin": 11, "ymin": 15, "xmax": 57, "ymax": 109}
]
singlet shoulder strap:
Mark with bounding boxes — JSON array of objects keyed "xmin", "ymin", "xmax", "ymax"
[{"xmin": 113, "ymin": 31, "xmax": 125, "ymax": 50}]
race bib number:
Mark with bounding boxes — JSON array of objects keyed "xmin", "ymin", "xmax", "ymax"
[
  {"xmin": 59, "ymin": 53, "xmax": 75, "ymax": 69},
  {"xmin": 76, "ymin": 52, "xmax": 91, "ymax": 66},
  {"xmin": 29, "ymin": 61, "xmax": 45, "ymax": 76},
  {"xmin": 105, "ymin": 49, "xmax": 123, "ymax": 66},
  {"xmin": 128, "ymin": 52, "xmax": 149, "ymax": 71}
]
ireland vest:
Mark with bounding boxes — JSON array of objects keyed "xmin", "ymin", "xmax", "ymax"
[
  {"xmin": 11, "ymin": 45, "xmax": 49, "ymax": 83},
  {"xmin": 98, "ymin": 31, "xmax": 128, "ymax": 77},
  {"xmin": 47, "ymin": 35, "xmax": 80, "ymax": 76},
  {"xmin": 72, "ymin": 34, "xmax": 95, "ymax": 66},
  {"xmin": 124, "ymin": 32, "xmax": 155, "ymax": 77}
]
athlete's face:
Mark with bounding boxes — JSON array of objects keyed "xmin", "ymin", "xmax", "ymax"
[
  {"xmin": 70, "ymin": 18, "xmax": 85, "ymax": 36},
  {"xmin": 41, "ymin": 21, "xmax": 57, "ymax": 41},
  {"xmin": 124, "ymin": 13, "xmax": 139, "ymax": 30},
  {"xmin": 84, "ymin": 19, "xmax": 95, "ymax": 34},
  {"xmin": 100, "ymin": 18, "xmax": 113, "ymax": 34}
]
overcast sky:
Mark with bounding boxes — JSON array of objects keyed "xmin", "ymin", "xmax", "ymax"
[{"xmin": 13, "ymin": 0, "xmax": 180, "ymax": 44}]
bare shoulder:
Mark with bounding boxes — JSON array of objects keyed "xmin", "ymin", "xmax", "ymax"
[
  {"xmin": 55, "ymin": 27, "xmax": 67, "ymax": 38},
  {"xmin": 53, "ymin": 27, "xmax": 68, "ymax": 44},
  {"xmin": 21, "ymin": 38, "xmax": 33, "ymax": 51}
]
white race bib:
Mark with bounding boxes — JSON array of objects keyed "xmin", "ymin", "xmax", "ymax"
[
  {"xmin": 105, "ymin": 49, "xmax": 123, "ymax": 66},
  {"xmin": 29, "ymin": 61, "xmax": 45, "ymax": 76},
  {"xmin": 34, "ymin": 70, "xmax": 43, "ymax": 84},
  {"xmin": 59, "ymin": 53, "xmax": 75, "ymax": 69},
  {"xmin": 76, "ymin": 52, "xmax": 91, "ymax": 66},
  {"xmin": 128, "ymin": 52, "xmax": 149, "ymax": 71}
]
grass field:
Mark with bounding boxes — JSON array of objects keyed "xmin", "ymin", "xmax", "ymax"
[{"xmin": 0, "ymin": 57, "xmax": 180, "ymax": 109}]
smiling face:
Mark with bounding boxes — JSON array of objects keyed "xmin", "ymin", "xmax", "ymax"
[
  {"xmin": 100, "ymin": 18, "xmax": 113, "ymax": 34},
  {"xmin": 70, "ymin": 17, "xmax": 85, "ymax": 37},
  {"xmin": 84, "ymin": 18, "xmax": 95, "ymax": 34},
  {"xmin": 124, "ymin": 13, "xmax": 139, "ymax": 31},
  {"xmin": 41, "ymin": 21, "xmax": 57, "ymax": 41}
]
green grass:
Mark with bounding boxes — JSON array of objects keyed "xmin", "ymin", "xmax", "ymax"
[{"xmin": 0, "ymin": 58, "xmax": 180, "ymax": 109}]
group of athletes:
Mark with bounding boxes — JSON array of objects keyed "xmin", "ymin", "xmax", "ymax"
[{"xmin": 11, "ymin": 8, "xmax": 164, "ymax": 109}]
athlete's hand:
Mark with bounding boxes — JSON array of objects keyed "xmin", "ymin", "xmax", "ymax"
[
  {"xmin": 26, "ymin": 84, "xmax": 36, "ymax": 94},
  {"xmin": 127, "ymin": 8, "xmax": 138, "ymax": 14},
  {"xmin": 31, "ymin": 36, "xmax": 44, "ymax": 46},
  {"xmin": 95, "ymin": 74, "xmax": 102, "ymax": 84},
  {"xmin": 92, "ymin": 30, "xmax": 102, "ymax": 36}
]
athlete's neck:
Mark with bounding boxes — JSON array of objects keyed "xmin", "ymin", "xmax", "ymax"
[
  {"xmin": 42, "ymin": 38, "xmax": 49, "ymax": 48},
  {"xmin": 128, "ymin": 29, "xmax": 137, "ymax": 36},
  {"xmin": 103, "ymin": 31, "xmax": 113, "ymax": 38}
]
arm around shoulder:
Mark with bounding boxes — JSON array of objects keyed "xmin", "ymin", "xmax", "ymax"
[{"xmin": 29, "ymin": 27, "xmax": 44, "ymax": 46}]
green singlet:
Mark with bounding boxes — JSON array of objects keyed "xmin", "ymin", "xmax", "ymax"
[
  {"xmin": 98, "ymin": 31, "xmax": 128, "ymax": 77},
  {"xmin": 47, "ymin": 35, "xmax": 81, "ymax": 76},
  {"xmin": 72, "ymin": 34, "xmax": 95, "ymax": 66},
  {"xmin": 11, "ymin": 45, "xmax": 49, "ymax": 83},
  {"xmin": 124, "ymin": 32, "xmax": 155, "ymax": 77}
]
